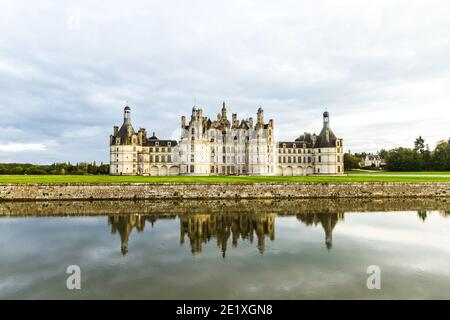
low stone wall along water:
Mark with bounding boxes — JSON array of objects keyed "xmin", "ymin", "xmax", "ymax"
[{"xmin": 0, "ymin": 182, "xmax": 449, "ymax": 201}]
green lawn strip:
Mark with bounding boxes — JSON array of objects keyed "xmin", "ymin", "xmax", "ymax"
[
  {"xmin": 346, "ymin": 170, "xmax": 450, "ymax": 175},
  {"xmin": 1, "ymin": 174, "xmax": 450, "ymax": 184}
]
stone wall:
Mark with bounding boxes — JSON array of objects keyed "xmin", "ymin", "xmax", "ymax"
[
  {"xmin": 1, "ymin": 198, "xmax": 449, "ymax": 217},
  {"xmin": 0, "ymin": 182, "xmax": 449, "ymax": 201}
]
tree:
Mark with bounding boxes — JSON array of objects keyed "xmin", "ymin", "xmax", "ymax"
[
  {"xmin": 378, "ymin": 149, "xmax": 389, "ymax": 161},
  {"xmin": 344, "ymin": 153, "xmax": 361, "ymax": 170},
  {"xmin": 432, "ymin": 139, "xmax": 450, "ymax": 170},
  {"xmin": 414, "ymin": 136, "xmax": 426, "ymax": 153},
  {"xmin": 385, "ymin": 147, "xmax": 422, "ymax": 171}
]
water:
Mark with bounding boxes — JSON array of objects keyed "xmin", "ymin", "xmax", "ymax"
[{"xmin": 0, "ymin": 199, "xmax": 449, "ymax": 299}]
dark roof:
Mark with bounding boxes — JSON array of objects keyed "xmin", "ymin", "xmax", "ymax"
[
  {"xmin": 116, "ymin": 121, "xmax": 135, "ymax": 143},
  {"xmin": 295, "ymin": 133, "xmax": 314, "ymax": 143},
  {"xmin": 315, "ymin": 126, "xmax": 337, "ymax": 148},
  {"xmin": 148, "ymin": 132, "xmax": 158, "ymax": 140},
  {"xmin": 124, "ymin": 106, "xmax": 131, "ymax": 111},
  {"xmin": 146, "ymin": 139, "xmax": 178, "ymax": 147},
  {"xmin": 277, "ymin": 141, "xmax": 311, "ymax": 148},
  {"xmin": 239, "ymin": 120, "xmax": 250, "ymax": 130}
]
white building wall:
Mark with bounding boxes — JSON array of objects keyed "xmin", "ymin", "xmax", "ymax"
[{"xmin": 110, "ymin": 145, "xmax": 138, "ymax": 175}]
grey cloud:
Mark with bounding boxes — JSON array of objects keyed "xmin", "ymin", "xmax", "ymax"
[{"xmin": 1, "ymin": 0, "xmax": 450, "ymax": 163}]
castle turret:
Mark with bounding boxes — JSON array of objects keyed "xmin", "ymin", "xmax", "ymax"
[
  {"xmin": 221, "ymin": 101, "xmax": 227, "ymax": 119},
  {"xmin": 316, "ymin": 110, "xmax": 336, "ymax": 148},
  {"xmin": 124, "ymin": 105, "xmax": 131, "ymax": 123},
  {"xmin": 257, "ymin": 107, "xmax": 264, "ymax": 126},
  {"xmin": 323, "ymin": 110, "xmax": 330, "ymax": 128}
]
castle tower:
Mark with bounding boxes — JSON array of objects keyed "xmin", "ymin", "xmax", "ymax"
[
  {"xmin": 313, "ymin": 109, "xmax": 344, "ymax": 175},
  {"xmin": 221, "ymin": 101, "xmax": 227, "ymax": 120},
  {"xmin": 124, "ymin": 105, "xmax": 131, "ymax": 123},
  {"xmin": 257, "ymin": 107, "xmax": 264, "ymax": 126}
]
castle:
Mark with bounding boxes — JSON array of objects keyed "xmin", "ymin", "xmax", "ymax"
[{"xmin": 109, "ymin": 102, "xmax": 344, "ymax": 176}]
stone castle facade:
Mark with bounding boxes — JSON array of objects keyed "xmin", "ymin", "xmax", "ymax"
[{"xmin": 109, "ymin": 102, "xmax": 344, "ymax": 176}]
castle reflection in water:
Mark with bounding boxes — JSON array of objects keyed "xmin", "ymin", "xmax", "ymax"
[{"xmin": 108, "ymin": 212, "xmax": 344, "ymax": 256}]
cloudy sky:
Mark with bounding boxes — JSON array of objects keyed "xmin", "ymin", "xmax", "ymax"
[{"xmin": 1, "ymin": 0, "xmax": 450, "ymax": 164}]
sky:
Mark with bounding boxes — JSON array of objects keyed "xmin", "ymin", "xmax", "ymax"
[{"xmin": 1, "ymin": 0, "xmax": 450, "ymax": 164}]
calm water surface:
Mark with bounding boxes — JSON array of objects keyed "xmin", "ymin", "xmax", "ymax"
[{"xmin": 0, "ymin": 199, "xmax": 449, "ymax": 299}]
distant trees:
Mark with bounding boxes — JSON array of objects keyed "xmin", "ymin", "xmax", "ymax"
[
  {"xmin": 383, "ymin": 137, "xmax": 450, "ymax": 171},
  {"xmin": 0, "ymin": 162, "xmax": 110, "ymax": 175},
  {"xmin": 384, "ymin": 147, "xmax": 423, "ymax": 171},
  {"xmin": 414, "ymin": 136, "xmax": 426, "ymax": 153},
  {"xmin": 343, "ymin": 136, "xmax": 450, "ymax": 172},
  {"xmin": 432, "ymin": 139, "xmax": 450, "ymax": 170},
  {"xmin": 344, "ymin": 153, "xmax": 361, "ymax": 169}
]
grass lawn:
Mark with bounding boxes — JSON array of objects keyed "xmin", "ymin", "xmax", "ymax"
[
  {"xmin": 1, "ymin": 174, "xmax": 450, "ymax": 184},
  {"xmin": 346, "ymin": 170, "xmax": 450, "ymax": 175}
]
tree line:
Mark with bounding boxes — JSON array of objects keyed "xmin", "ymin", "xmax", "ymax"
[
  {"xmin": 0, "ymin": 162, "xmax": 110, "ymax": 175},
  {"xmin": 345, "ymin": 137, "xmax": 450, "ymax": 171}
]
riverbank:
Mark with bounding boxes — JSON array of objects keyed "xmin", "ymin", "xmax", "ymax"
[
  {"xmin": 1, "ymin": 198, "xmax": 450, "ymax": 216},
  {"xmin": 2, "ymin": 173, "xmax": 450, "ymax": 184},
  {"xmin": 1, "ymin": 182, "xmax": 450, "ymax": 200}
]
